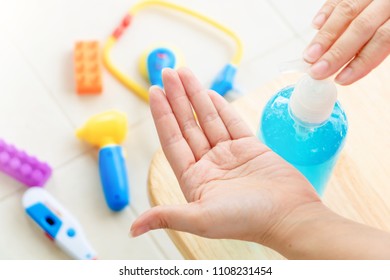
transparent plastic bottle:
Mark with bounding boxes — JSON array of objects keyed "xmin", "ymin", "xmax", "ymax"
[{"xmin": 258, "ymin": 74, "xmax": 348, "ymax": 195}]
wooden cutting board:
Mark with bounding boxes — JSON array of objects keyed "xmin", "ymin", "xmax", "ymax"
[{"xmin": 147, "ymin": 58, "xmax": 390, "ymax": 259}]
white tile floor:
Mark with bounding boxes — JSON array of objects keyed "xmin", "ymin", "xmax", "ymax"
[{"xmin": 0, "ymin": 0, "xmax": 324, "ymax": 259}]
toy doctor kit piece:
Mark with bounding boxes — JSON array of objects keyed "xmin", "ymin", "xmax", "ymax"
[
  {"xmin": 103, "ymin": 0, "xmax": 244, "ymax": 102},
  {"xmin": 23, "ymin": 187, "xmax": 97, "ymax": 260},
  {"xmin": 0, "ymin": 138, "xmax": 52, "ymax": 187},
  {"xmin": 76, "ymin": 110, "xmax": 130, "ymax": 211}
]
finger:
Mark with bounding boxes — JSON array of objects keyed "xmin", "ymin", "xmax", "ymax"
[
  {"xmin": 312, "ymin": 0, "xmax": 343, "ymax": 29},
  {"xmin": 162, "ymin": 68, "xmax": 211, "ymax": 161},
  {"xmin": 177, "ymin": 67, "xmax": 231, "ymax": 147},
  {"xmin": 208, "ymin": 90, "xmax": 253, "ymax": 139},
  {"xmin": 309, "ymin": 0, "xmax": 389, "ymax": 79},
  {"xmin": 130, "ymin": 204, "xmax": 208, "ymax": 238},
  {"xmin": 335, "ymin": 19, "xmax": 390, "ymax": 85},
  {"xmin": 304, "ymin": 0, "xmax": 372, "ymax": 63},
  {"xmin": 149, "ymin": 86, "xmax": 195, "ymax": 181}
]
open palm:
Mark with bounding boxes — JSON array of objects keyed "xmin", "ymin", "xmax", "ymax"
[{"xmin": 131, "ymin": 68, "xmax": 320, "ymax": 245}]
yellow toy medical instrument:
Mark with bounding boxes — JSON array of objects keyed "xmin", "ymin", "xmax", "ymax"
[
  {"xmin": 103, "ymin": 0, "xmax": 244, "ymax": 102},
  {"xmin": 76, "ymin": 110, "xmax": 130, "ymax": 212}
]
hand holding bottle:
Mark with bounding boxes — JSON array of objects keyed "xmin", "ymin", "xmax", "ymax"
[{"xmin": 304, "ymin": 0, "xmax": 390, "ymax": 85}]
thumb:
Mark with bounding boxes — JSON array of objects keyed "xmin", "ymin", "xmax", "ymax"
[{"xmin": 130, "ymin": 203, "xmax": 205, "ymax": 237}]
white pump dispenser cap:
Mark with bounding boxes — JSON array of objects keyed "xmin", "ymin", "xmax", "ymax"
[{"xmin": 289, "ymin": 74, "xmax": 337, "ymax": 125}]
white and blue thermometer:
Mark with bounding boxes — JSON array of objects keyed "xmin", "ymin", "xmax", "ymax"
[{"xmin": 23, "ymin": 187, "xmax": 97, "ymax": 260}]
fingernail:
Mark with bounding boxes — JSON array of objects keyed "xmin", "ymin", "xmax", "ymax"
[
  {"xmin": 312, "ymin": 13, "xmax": 326, "ymax": 29},
  {"xmin": 309, "ymin": 60, "xmax": 329, "ymax": 77},
  {"xmin": 335, "ymin": 67, "xmax": 353, "ymax": 85},
  {"xmin": 162, "ymin": 67, "xmax": 173, "ymax": 76},
  {"xmin": 129, "ymin": 228, "xmax": 137, "ymax": 238},
  {"xmin": 149, "ymin": 85, "xmax": 162, "ymax": 94},
  {"xmin": 303, "ymin": 43, "xmax": 323, "ymax": 63}
]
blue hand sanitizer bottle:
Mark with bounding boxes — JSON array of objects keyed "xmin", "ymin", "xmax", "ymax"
[{"xmin": 258, "ymin": 74, "xmax": 348, "ymax": 195}]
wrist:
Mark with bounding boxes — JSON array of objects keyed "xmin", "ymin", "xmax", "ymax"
[
  {"xmin": 260, "ymin": 201, "xmax": 390, "ymax": 259},
  {"xmin": 260, "ymin": 201, "xmax": 337, "ymax": 258}
]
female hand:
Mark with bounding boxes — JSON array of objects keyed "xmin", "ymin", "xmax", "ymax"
[
  {"xmin": 130, "ymin": 67, "xmax": 320, "ymax": 246},
  {"xmin": 304, "ymin": 0, "xmax": 390, "ymax": 85}
]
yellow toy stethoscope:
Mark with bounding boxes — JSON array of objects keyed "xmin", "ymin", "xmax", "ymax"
[{"xmin": 103, "ymin": 0, "xmax": 244, "ymax": 102}]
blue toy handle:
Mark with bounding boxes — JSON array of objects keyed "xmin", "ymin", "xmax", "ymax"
[
  {"xmin": 147, "ymin": 47, "xmax": 176, "ymax": 87},
  {"xmin": 98, "ymin": 145, "xmax": 129, "ymax": 211},
  {"xmin": 210, "ymin": 64, "xmax": 237, "ymax": 96}
]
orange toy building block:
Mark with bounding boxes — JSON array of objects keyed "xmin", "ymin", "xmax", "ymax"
[{"xmin": 74, "ymin": 41, "xmax": 102, "ymax": 94}]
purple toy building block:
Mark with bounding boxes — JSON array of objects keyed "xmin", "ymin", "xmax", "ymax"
[{"xmin": 0, "ymin": 139, "xmax": 52, "ymax": 187}]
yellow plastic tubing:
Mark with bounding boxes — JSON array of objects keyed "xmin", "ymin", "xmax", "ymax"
[{"xmin": 103, "ymin": 0, "xmax": 244, "ymax": 103}]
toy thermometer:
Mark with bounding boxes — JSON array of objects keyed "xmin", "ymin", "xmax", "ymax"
[{"xmin": 23, "ymin": 187, "xmax": 97, "ymax": 260}]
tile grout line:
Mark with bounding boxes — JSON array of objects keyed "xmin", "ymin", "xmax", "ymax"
[
  {"xmin": 52, "ymin": 147, "xmax": 95, "ymax": 170},
  {"xmin": 0, "ymin": 148, "xmax": 93, "ymax": 204},
  {"xmin": 0, "ymin": 186, "xmax": 24, "ymax": 204},
  {"xmin": 240, "ymin": 32, "xmax": 298, "ymax": 65},
  {"xmin": 264, "ymin": 1, "xmax": 316, "ymax": 48},
  {"xmin": 1, "ymin": 25, "xmax": 153, "ymax": 173},
  {"xmin": 240, "ymin": 0, "xmax": 300, "ymax": 65},
  {"xmin": 3, "ymin": 28, "xmax": 151, "ymax": 132},
  {"xmin": 296, "ymin": 28, "xmax": 316, "ymax": 45},
  {"xmin": 148, "ymin": 231, "xmax": 178, "ymax": 260},
  {"xmin": 265, "ymin": 0, "xmax": 301, "ymax": 38},
  {"xmin": 240, "ymin": 34, "xmax": 304, "ymax": 68},
  {"xmin": 3, "ymin": 31, "xmax": 79, "ymax": 130},
  {"xmin": 52, "ymin": 116, "xmax": 170, "ymax": 257},
  {"xmin": 128, "ymin": 205, "xmax": 175, "ymax": 260},
  {"xmin": 46, "ymin": 117, "xmax": 149, "ymax": 172},
  {"xmin": 54, "ymin": 116, "xmax": 149, "ymax": 167}
]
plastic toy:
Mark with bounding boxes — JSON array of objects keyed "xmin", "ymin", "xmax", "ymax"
[
  {"xmin": 76, "ymin": 110, "xmax": 129, "ymax": 211},
  {"xmin": 103, "ymin": 0, "xmax": 244, "ymax": 102},
  {"xmin": 139, "ymin": 47, "xmax": 177, "ymax": 88},
  {"xmin": 74, "ymin": 41, "xmax": 102, "ymax": 94},
  {"xmin": 0, "ymin": 138, "xmax": 52, "ymax": 187},
  {"xmin": 23, "ymin": 187, "xmax": 97, "ymax": 260}
]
